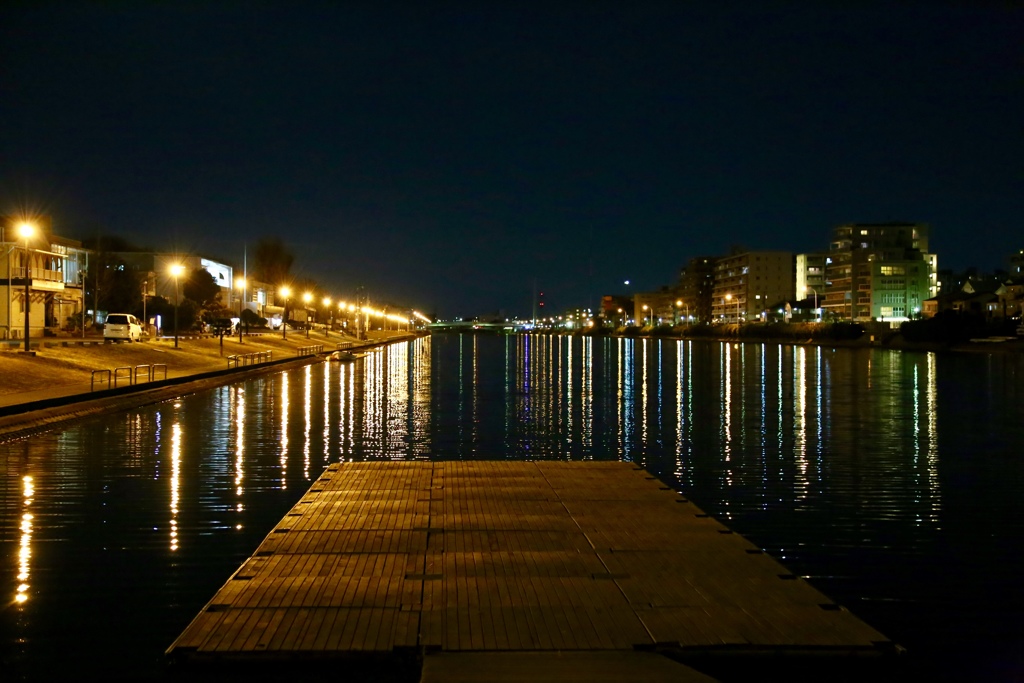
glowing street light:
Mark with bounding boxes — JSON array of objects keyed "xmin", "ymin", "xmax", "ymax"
[
  {"xmin": 17, "ymin": 222, "xmax": 35, "ymax": 353},
  {"xmin": 235, "ymin": 277, "xmax": 246, "ymax": 343},
  {"xmin": 322, "ymin": 296, "xmax": 332, "ymax": 337},
  {"xmin": 169, "ymin": 263, "xmax": 184, "ymax": 348},
  {"xmin": 725, "ymin": 293, "xmax": 740, "ymax": 323},
  {"xmin": 279, "ymin": 286, "xmax": 291, "ymax": 339},
  {"xmin": 679, "ymin": 299, "xmax": 692, "ymax": 326},
  {"xmin": 302, "ymin": 292, "xmax": 313, "ymax": 338},
  {"xmin": 805, "ymin": 286, "xmax": 819, "ymax": 321}
]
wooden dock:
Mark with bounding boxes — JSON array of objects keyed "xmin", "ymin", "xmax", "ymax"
[{"xmin": 167, "ymin": 461, "xmax": 895, "ymax": 676}]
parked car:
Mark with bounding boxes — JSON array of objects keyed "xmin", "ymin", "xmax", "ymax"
[
  {"xmin": 103, "ymin": 313, "xmax": 143, "ymax": 342},
  {"xmin": 210, "ymin": 318, "xmax": 234, "ymax": 335}
]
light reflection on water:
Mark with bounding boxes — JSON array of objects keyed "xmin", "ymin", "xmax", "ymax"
[{"xmin": 1, "ymin": 334, "xmax": 1023, "ymax": 680}]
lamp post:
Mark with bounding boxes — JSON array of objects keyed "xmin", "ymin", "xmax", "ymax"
[
  {"xmin": 725, "ymin": 293, "xmax": 739, "ymax": 323},
  {"xmin": 235, "ymin": 277, "xmax": 246, "ymax": 343},
  {"xmin": 675, "ymin": 299, "xmax": 683, "ymax": 325},
  {"xmin": 303, "ymin": 292, "xmax": 313, "ymax": 339},
  {"xmin": 323, "ymin": 297, "xmax": 331, "ymax": 338},
  {"xmin": 805, "ymin": 286, "xmax": 818, "ymax": 321},
  {"xmin": 279, "ymin": 286, "xmax": 291, "ymax": 339},
  {"xmin": 141, "ymin": 272, "xmax": 154, "ymax": 338},
  {"xmin": 17, "ymin": 222, "xmax": 35, "ymax": 353},
  {"xmin": 170, "ymin": 263, "xmax": 184, "ymax": 349}
]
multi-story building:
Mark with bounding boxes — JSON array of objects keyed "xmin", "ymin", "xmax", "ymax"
[
  {"xmin": 600, "ymin": 294, "xmax": 633, "ymax": 326},
  {"xmin": 677, "ymin": 256, "xmax": 716, "ymax": 323},
  {"xmin": 823, "ymin": 223, "xmax": 937, "ymax": 322},
  {"xmin": 711, "ymin": 251, "xmax": 794, "ymax": 323},
  {"xmin": 796, "ymin": 253, "xmax": 827, "ymax": 310},
  {"xmin": 632, "ymin": 288, "xmax": 676, "ymax": 326},
  {"xmin": 1, "ymin": 215, "xmax": 88, "ymax": 339}
]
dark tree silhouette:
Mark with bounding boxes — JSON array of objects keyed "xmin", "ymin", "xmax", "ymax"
[
  {"xmin": 253, "ymin": 237, "xmax": 294, "ymax": 288},
  {"xmin": 183, "ymin": 267, "xmax": 221, "ymax": 307}
]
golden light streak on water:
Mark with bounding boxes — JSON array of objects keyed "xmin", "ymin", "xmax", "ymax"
[
  {"xmin": 410, "ymin": 336, "xmax": 431, "ymax": 455},
  {"xmin": 169, "ymin": 422, "xmax": 181, "ymax": 552},
  {"xmin": 234, "ymin": 387, "xmax": 245, "ymax": 516},
  {"xmin": 323, "ymin": 362, "xmax": 331, "ymax": 466},
  {"xmin": 347, "ymin": 362, "xmax": 356, "ymax": 457},
  {"xmin": 364, "ymin": 347, "xmax": 383, "ymax": 452},
  {"xmin": 926, "ymin": 353, "xmax": 941, "ymax": 525},
  {"xmin": 337, "ymin": 362, "xmax": 348, "ymax": 463},
  {"xmin": 280, "ymin": 373, "xmax": 289, "ymax": 488},
  {"xmin": 641, "ymin": 339, "xmax": 649, "ymax": 456},
  {"xmin": 303, "ymin": 364, "xmax": 312, "ymax": 479},
  {"xmin": 15, "ymin": 475, "xmax": 34, "ymax": 604},
  {"xmin": 794, "ymin": 346, "xmax": 809, "ymax": 500},
  {"xmin": 616, "ymin": 337, "xmax": 625, "ymax": 458},
  {"xmin": 582, "ymin": 336, "xmax": 593, "ymax": 449},
  {"xmin": 675, "ymin": 340, "xmax": 685, "ymax": 481},
  {"xmin": 722, "ymin": 342, "xmax": 732, "ymax": 464},
  {"xmin": 566, "ymin": 335, "xmax": 574, "ymax": 445}
]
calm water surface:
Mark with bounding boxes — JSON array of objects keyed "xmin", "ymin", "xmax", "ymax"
[{"xmin": 2, "ymin": 335, "xmax": 1023, "ymax": 680}]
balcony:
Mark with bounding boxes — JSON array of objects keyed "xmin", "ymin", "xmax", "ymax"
[{"xmin": 12, "ymin": 266, "xmax": 64, "ymax": 282}]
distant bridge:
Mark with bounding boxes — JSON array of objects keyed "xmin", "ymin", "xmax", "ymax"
[{"xmin": 426, "ymin": 320, "xmax": 533, "ymax": 333}]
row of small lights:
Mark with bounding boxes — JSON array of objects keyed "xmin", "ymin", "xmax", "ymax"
[
  {"xmin": 161, "ymin": 267, "xmax": 429, "ymax": 325},
  {"xmin": 15, "ymin": 219, "xmax": 432, "ymax": 333}
]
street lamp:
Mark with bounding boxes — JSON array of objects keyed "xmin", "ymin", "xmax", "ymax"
[
  {"xmin": 322, "ymin": 296, "xmax": 331, "ymax": 338},
  {"xmin": 303, "ymin": 292, "xmax": 313, "ymax": 338},
  {"xmin": 17, "ymin": 222, "xmax": 35, "ymax": 353},
  {"xmin": 805, "ymin": 286, "xmax": 819, "ymax": 321},
  {"xmin": 235, "ymin": 277, "xmax": 246, "ymax": 344},
  {"xmin": 279, "ymin": 286, "xmax": 291, "ymax": 339},
  {"xmin": 725, "ymin": 293, "xmax": 740, "ymax": 323},
  {"xmin": 169, "ymin": 263, "xmax": 184, "ymax": 349}
]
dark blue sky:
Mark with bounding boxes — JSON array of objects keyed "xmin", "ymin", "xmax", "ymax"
[{"xmin": 2, "ymin": 2, "xmax": 1020, "ymax": 318}]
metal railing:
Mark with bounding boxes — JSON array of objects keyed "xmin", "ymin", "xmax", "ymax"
[
  {"xmin": 90, "ymin": 369, "xmax": 111, "ymax": 391},
  {"xmin": 296, "ymin": 345, "xmax": 323, "ymax": 357},
  {"xmin": 90, "ymin": 363, "xmax": 168, "ymax": 391},
  {"xmin": 133, "ymin": 364, "xmax": 167, "ymax": 384},
  {"xmin": 227, "ymin": 350, "xmax": 273, "ymax": 369},
  {"xmin": 113, "ymin": 367, "xmax": 132, "ymax": 387}
]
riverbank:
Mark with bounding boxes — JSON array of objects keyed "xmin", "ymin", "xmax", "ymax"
[
  {"xmin": 0, "ymin": 329, "xmax": 420, "ymax": 438},
  {"xmin": 585, "ymin": 321, "xmax": 1024, "ymax": 354}
]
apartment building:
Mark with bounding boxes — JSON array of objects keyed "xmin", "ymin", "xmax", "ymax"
[
  {"xmin": 796, "ymin": 252, "xmax": 827, "ymax": 308},
  {"xmin": 711, "ymin": 251, "xmax": 794, "ymax": 322},
  {"xmin": 677, "ymin": 256, "xmax": 716, "ymax": 323},
  {"xmin": 823, "ymin": 223, "xmax": 937, "ymax": 321},
  {"xmin": 632, "ymin": 288, "xmax": 676, "ymax": 326}
]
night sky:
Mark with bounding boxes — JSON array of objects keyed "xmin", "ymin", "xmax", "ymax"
[{"xmin": 2, "ymin": 2, "xmax": 1020, "ymax": 318}]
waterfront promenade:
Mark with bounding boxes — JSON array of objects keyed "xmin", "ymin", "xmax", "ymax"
[
  {"xmin": 0, "ymin": 330, "xmax": 414, "ymax": 436},
  {"xmin": 167, "ymin": 461, "xmax": 897, "ymax": 681}
]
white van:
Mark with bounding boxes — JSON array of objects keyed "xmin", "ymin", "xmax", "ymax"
[{"xmin": 103, "ymin": 313, "xmax": 143, "ymax": 342}]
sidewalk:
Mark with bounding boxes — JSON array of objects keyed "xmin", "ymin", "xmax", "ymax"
[{"xmin": 0, "ymin": 331, "xmax": 419, "ymax": 430}]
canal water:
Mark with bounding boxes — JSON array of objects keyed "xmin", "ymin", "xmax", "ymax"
[{"xmin": 2, "ymin": 334, "xmax": 1023, "ymax": 681}]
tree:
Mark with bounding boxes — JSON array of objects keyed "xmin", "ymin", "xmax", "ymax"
[
  {"xmin": 81, "ymin": 234, "xmax": 149, "ymax": 317},
  {"xmin": 183, "ymin": 267, "xmax": 221, "ymax": 308},
  {"xmin": 253, "ymin": 237, "xmax": 294, "ymax": 288}
]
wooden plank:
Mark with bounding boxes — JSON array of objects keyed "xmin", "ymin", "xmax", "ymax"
[{"xmin": 167, "ymin": 461, "xmax": 894, "ymax": 662}]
